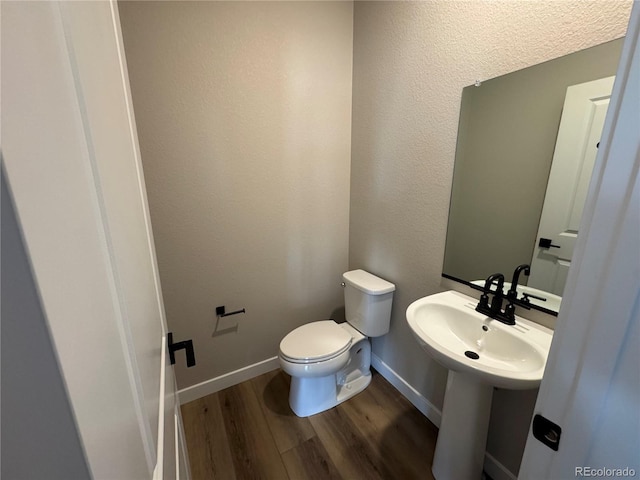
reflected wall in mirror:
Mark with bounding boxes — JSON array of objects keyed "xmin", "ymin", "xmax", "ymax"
[{"xmin": 443, "ymin": 38, "xmax": 624, "ymax": 315}]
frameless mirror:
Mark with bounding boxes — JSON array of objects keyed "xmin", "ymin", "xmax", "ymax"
[{"xmin": 443, "ymin": 38, "xmax": 624, "ymax": 315}]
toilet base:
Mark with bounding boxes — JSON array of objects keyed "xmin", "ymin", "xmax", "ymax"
[
  {"xmin": 289, "ymin": 369, "xmax": 371, "ymax": 417},
  {"xmin": 288, "ymin": 336, "xmax": 372, "ymax": 417},
  {"xmin": 337, "ymin": 370, "xmax": 371, "ymax": 404}
]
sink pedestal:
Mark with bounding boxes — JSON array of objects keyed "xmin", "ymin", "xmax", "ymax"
[{"xmin": 432, "ymin": 371, "xmax": 493, "ymax": 480}]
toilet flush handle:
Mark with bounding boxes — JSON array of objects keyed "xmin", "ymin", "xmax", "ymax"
[{"xmin": 341, "ymin": 282, "xmax": 346, "ymax": 287}]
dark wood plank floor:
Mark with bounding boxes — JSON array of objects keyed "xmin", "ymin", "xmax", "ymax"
[{"xmin": 181, "ymin": 369, "xmax": 438, "ymax": 480}]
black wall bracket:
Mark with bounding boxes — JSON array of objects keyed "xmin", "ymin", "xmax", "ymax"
[
  {"xmin": 168, "ymin": 332, "xmax": 195, "ymax": 368},
  {"xmin": 539, "ymin": 238, "xmax": 561, "ymax": 249}
]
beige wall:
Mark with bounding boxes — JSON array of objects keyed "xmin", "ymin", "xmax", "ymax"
[
  {"xmin": 119, "ymin": 1, "xmax": 353, "ymax": 389},
  {"xmin": 350, "ymin": 1, "xmax": 631, "ymax": 476}
]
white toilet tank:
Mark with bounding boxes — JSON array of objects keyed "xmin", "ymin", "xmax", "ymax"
[{"xmin": 343, "ymin": 269, "xmax": 395, "ymax": 337}]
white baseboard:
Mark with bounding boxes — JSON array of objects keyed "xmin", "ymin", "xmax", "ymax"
[
  {"xmin": 178, "ymin": 356, "xmax": 280, "ymax": 405},
  {"xmin": 484, "ymin": 452, "xmax": 517, "ymax": 480},
  {"xmin": 371, "ymin": 354, "xmax": 516, "ymax": 480},
  {"xmin": 371, "ymin": 353, "xmax": 442, "ymax": 427}
]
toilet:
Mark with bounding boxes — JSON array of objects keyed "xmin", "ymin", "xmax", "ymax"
[{"xmin": 279, "ymin": 269, "xmax": 395, "ymax": 417}]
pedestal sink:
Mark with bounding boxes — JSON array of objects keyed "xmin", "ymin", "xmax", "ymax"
[{"xmin": 406, "ymin": 290, "xmax": 553, "ymax": 480}]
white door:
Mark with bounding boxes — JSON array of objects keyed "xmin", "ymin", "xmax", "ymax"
[
  {"xmin": 529, "ymin": 76, "xmax": 615, "ymax": 295},
  {"xmin": 2, "ymin": 1, "xmax": 189, "ymax": 478},
  {"xmin": 519, "ymin": 6, "xmax": 639, "ymax": 478}
]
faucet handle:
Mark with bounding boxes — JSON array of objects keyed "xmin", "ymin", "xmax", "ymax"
[{"xmin": 522, "ymin": 292, "xmax": 547, "ymax": 304}]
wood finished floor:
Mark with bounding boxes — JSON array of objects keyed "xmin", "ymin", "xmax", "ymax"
[{"xmin": 181, "ymin": 369, "xmax": 438, "ymax": 480}]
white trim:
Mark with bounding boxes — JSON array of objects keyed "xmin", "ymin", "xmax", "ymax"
[
  {"xmin": 108, "ymin": 0, "xmax": 171, "ymax": 337},
  {"xmin": 178, "ymin": 357, "xmax": 280, "ymax": 405},
  {"xmin": 372, "ymin": 354, "xmax": 518, "ymax": 480},
  {"xmin": 174, "ymin": 412, "xmax": 180, "ymax": 480},
  {"xmin": 484, "ymin": 453, "xmax": 517, "ymax": 480},
  {"xmin": 153, "ymin": 334, "xmax": 167, "ymax": 480},
  {"xmin": 371, "ymin": 354, "xmax": 442, "ymax": 427},
  {"xmin": 4, "ymin": 3, "xmax": 157, "ymax": 477}
]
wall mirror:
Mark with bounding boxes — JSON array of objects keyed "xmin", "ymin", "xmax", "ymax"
[{"xmin": 443, "ymin": 38, "xmax": 624, "ymax": 315}]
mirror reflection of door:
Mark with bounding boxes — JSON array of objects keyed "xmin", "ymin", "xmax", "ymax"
[{"xmin": 529, "ymin": 76, "xmax": 615, "ymax": 294}]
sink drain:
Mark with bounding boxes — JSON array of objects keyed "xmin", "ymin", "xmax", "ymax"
[{"xmin": 465, "ymin": 351, "xmax": 480, "ymax": 360}]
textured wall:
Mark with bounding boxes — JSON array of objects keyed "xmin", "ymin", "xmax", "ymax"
[
  {"xmin": 350, "ymin": 1, "xmax": 631, "ymax": 475},
  {"xmin": 119, "ymin": 1, "xmax": 353, "ymax": 389}
]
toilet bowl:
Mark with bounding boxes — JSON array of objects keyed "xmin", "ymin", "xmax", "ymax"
[
  {"xmin": 279, "ymin": 270, "xmax": 395, "ymax": 417},
  {"xmin": 279, "ymin": 321, "xmax": 372, "ymax": 417},
  {"xmin": 279, "ymin": 320, "xmax": 352, "ymax": 377}
]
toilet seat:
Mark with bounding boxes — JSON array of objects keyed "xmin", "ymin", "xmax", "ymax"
[{"xmin": 279, "ymin": 320, "xmax": 352, "ymax": 364}]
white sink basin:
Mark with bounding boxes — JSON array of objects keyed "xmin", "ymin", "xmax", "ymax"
[
  {"xmin": 407, "ymin": 290, "xmax": 552, "ymax": 389},
  {"xmin": 406, "ymin": 290, "xmax": 554, "ymax": 479}
]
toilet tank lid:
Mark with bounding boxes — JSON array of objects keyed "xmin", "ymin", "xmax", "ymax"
[{"xmin": 343, "ymin": 269, "xmax": 395, "ymax": 295}]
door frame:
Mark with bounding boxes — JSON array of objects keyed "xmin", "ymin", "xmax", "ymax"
[{"xmin": 2, "ymin": 1, "xmax": 189, "ymax": 478}]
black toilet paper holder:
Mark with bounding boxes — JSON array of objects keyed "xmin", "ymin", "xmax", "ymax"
[{"xmin": 216, "ymin": 305, "xmax": 246, "ymax": 318}]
